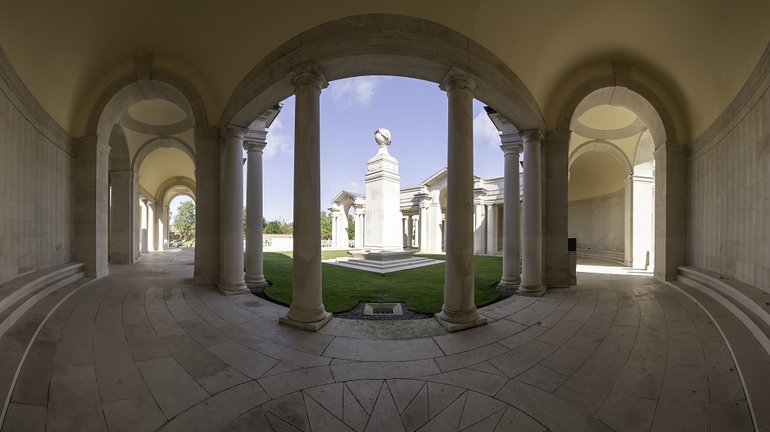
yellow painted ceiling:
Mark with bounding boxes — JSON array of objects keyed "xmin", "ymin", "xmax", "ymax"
[
  {"xmin": 128, "ymin": 100, "xmax": 187, "ymax": 125},
  {"xmin": 1, "ymin": 0, "xmax": 769, "ymax": 141},
  {"xmin": 569, "ymin": 152, "xmax": 627, "ymax": 201},
  {"xmin": 137, "ymin": 147, "xmax": 195, "ymax": 199},
  {"xmin": 578, "ymin": 106, "xmax": 637, "ymax": 131}
]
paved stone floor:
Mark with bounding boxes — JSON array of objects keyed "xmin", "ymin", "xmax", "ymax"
[{"xmin": 2, "ymin": 249, "xmax": 759, "ymax": 431}]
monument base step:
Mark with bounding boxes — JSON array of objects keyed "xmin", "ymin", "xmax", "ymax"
[{"xmin": 324, "ymin": 254, "xmax": 442, "ymax": 274}]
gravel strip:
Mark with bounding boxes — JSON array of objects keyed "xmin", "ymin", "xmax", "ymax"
[{"xmin": 250, "ymin": 283, "xmax": 516, "ymax": 321}]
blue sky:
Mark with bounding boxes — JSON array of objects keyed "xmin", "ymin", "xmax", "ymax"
[{"xmin": 171, "ymin": 76, "xmax": 505, "ymax": 221}]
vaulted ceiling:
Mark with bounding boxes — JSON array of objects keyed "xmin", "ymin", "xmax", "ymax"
[{"xmin": 1, "ymin": 0, "xmax": 768, "ymax": 144}]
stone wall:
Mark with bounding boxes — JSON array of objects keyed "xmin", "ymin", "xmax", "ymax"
[
  {"xmin": 568, "ymin": 189, "xmax": 624, "ymax": 254},
  {"xmin": 0, "ymin": 50, "xmax": 73, "ymax": 285},
  {"xmin": 687, "ymin": 45, "xmax": 770, "ymax": 291}
]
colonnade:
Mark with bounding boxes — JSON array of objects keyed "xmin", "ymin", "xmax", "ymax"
[{"xmin": 206, "ymin": 64, "xmax": 555, "ymax": 331}]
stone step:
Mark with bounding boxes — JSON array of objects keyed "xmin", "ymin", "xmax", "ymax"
[
  {"xmin": 0, "ymin": 263, "xmax": 85, "ymax": 340},
  {"xmin": 676, "ymin": 266, "xmax": 770, "ymax": 355},
  {"xmin": 668, "ymin": 276, "xmax": 770, "ymax": 431},
  {"xmin": 0, "ymin": 277, "xmax": 95, "ymax": 430}
]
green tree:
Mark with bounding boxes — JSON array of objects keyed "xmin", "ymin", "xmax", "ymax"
[
  {"xmin": 320, "ymin": 211, "xmax": 332, "ymax": 240},
  {"xmin": 347, "ymin": 213, "xmax": 355, "ymax": 240},
  {"xmin": 263, "ymin": 220, "xmax": 282, "ymax": 234},
  {"xmin": 174, "ymin": 201, "xmax": 196, "ymax": 240},
  {"xmin": 242, "ymin": 207, "xmax": 247, "ymax": 235}
]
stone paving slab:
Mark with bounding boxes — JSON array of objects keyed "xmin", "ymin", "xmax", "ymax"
[{"xmin": 2, "ymin": 250, "xmax": 767, "ymax": 432}]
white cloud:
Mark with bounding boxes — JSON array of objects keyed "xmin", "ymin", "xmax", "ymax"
[
  {"xmin": 346, "ymin": 182, "xmax": 362, "ymax": 193},
  {"xmin": 473, "ymin": 110, "xmax": 501, "ymax": 149},
  {"xmin": 264, "ymin": 118, "xmax": 293, "ymax": 159},
  {"xmin": 328, "ymin": 77, "xmax": 381, "ymax": 109}
]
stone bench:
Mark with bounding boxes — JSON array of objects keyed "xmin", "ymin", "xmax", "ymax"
[
  {"xmin": 676, "ymin": 266, "xmax": 770, "ymax": 354},
  {"xmin": 670, "ymin": 266, "xmax": 770, "ymax": 430},
  {"xmin": 0, "ymin": 263, "xmax": 85, "ymax": 339}
]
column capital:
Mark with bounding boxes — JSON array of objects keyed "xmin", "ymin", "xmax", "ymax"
[
  {"xmin": 193, "ymin": 126, "xmax": 220, "ymax": 141},
  {"xmin": 75, "ymin": 135, "xmax": 111, "ymax": 154},
  {"xmin": 654, "ymin": 141, "xmax": 687, "ymax": 157},
  {"xmin": 500, "ymin": 135, "xmax": 524, "ymax": 156},
  {"xmin": 223, "ymin": 125, "xmax": 248, "ymax": 140},
  {"xmin": 545, "ymin": 129, "xmax": 571, "ymax": 144},
  {"xmin": 520, "ymin": 129, "xmax": 544, "ymax": 144},
  {"xmin": 440, "ymin": 67, "xmax": 477, "ymax": 93},
  {"xmin": 244, "ymin": 130, "xmax": 267, "ymax": 152},
  {"xmin": 292, "ymin": 63, "xmax": 328, "ymax": 90}
]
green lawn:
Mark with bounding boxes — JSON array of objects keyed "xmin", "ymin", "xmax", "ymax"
[{"xmin": 262, "ymin": 251, "xmax": 504, "ymax": 314}]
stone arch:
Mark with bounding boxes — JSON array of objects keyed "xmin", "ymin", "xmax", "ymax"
[
  {"xmin": 85, "ymin": 53, "xmax": 208, "ymax": 139},
  {"xmin": 132, "ymin": 136, "xmax": 196, "ymax": 172},
  {"xmin": 156, "ymin": 176, "xmax": 197, "ymax": 203},
  {"xmin": 222, "ymin": 14, "xmax": 544, "ymax": 134},
  {"xmin": 569, "ymin": 140, "xmax": 633, "ymax": 175},
  {"xmin": 557, "ymin": 72, "xmax": 680, "ymax": 147}
]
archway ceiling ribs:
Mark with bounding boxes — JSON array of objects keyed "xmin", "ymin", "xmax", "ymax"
[
  {"xmin": 158, "ymin": 176, "xmax": 196, "ymax": 203},
  {"xmin": 222, "ymin": 15, "xmax": 544, "ymax": 135},
  {"xmin": 569, "ymin": 140, "xmax": 632, "ymax": 176},
  {"xmin": 572, "ymin": 116, "xmax": 646, "ymax": 141},
  {"xmin": 132, "ymin": 135, "xmax": 196, "ymax": 173},
  {"xmin": 86, "ymin": 56, "xmax": 207, "ymax": 140},
  {"xmin": 560, "ymin": 82, "xmax": 673, "ymax": 147}
]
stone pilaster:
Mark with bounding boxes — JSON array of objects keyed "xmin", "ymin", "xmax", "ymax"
[
  {"xmin": 154, "ymin": 201, "xmax": 164, "ymax": 251},
  {"xmin": 244, "ymin": 128, "xmax": 268, "ymax": 288},
  {"xmin": 544, "ymin": 129, "xmax": 570, "ymax": 288},
  {"xmin": 436, "ymin": 68, "xmax": 486, "ymax": 331},
  {"xmin": 74, "ymin": 135, "xmax": 110, "ymax": 278},
  {"xmin": 193, "ymin": 126, "xmax": 221, "ymax": 286},
  {"xmin": 519, "ymin": 129, "xmax": 545, "ymax": 296},
  {"xmin": 108, "ymin": 169, "xmax": 136, "ymax": 264},
  {"xmin": 654, "ymin": 142, "xmax": 687, "ymax": 280},
  {"xmin": 219, "ymin": 126, "xmax": 249, "ymax": 295},
  {"xmin": 499, "ymin": 129, "xmax": 523, "ymax": 289},
  {"xmin": 280, "ymin": 64, "xmax": 332, "ymax": 331}
]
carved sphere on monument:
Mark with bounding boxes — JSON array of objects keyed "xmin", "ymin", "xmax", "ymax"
[{"xmin": 374, "ymin": 128, "xmax": 391, "ymax": 148}]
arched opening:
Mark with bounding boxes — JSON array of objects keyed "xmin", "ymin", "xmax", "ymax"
[
  {"xmin": 78, "ymin": 53, "xmax": 207, "ymax": 276},
  {"xmin": 560, "ymin": 77, "xmax": 682, "ymax": 277},
  {"xmin": 223, "ymin": 14, "xmax": 542, "ymax": 328}
]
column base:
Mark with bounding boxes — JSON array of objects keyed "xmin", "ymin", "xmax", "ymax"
[
  {"xmin": 434, "ymin": 312, "xmax": 488, "ymax": 333},
  {"xmin": 279, "ymin": 311, "xmax": 333, "ymax": 332},
  {"xmin": 245, "ymin": 275, "xmax": 268, "ymax": 288},
  {"xmin": 218, "ymin": 283, "xmax": 250, "ymax": 296},
  {"xmin": 497, "ymin": 276, "xmax": 521, "ymax": 290},
  {"xmin": 516, "ymin": 284, "xmax": 546, "ymax": 297}
]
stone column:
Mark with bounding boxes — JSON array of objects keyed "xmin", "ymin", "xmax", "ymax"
[
  {"xmin": 654, "ymin": 142, "xmax": 687, "ymax": 281},
  {"xmin": 436, "ymin": 69, "xmax": 486, "ymax": 331},
  {"xmin": 244, "ymin": 131, "xmax": 268, "ymax": 288},
  {"xmin": 417, "ymin": 191, "xmax": 431, "ymax": 252},
  {"xmin": 194, "ymin": 127, "xmax": 221, "ymax": 286},
  {"xmin": 402, "ymin": 215, "xmax": 409, "ymax": 248},
  {"xmin": 280, "ymin": 64, "xmax": 332, "ymax": 331},
  {"xmin": 146, "ymin": 200, "xmax": 155, "ymax": 251},
  {"xmin": 519, "ymin": 130, "xmax": 546, "ymax": 296},
  {"xmin": 219, "ymin": 126, "xmax": 249, "ymax": 295},
  {"xmin": 486, "ymin": 204, "xmax": 496, "ymax": 255},
  {"xmin": 154, "ymin": 201, "xmax": 164, "ymax": 251},
  {"xmin": 544, "ymin": 130, "xmax": 570, "ymax": 288},
  {"xmin": 74, "ymin": 136, "xmax": 110, "ymax": 278},
  {"xmin": 140, "ymin": 199, "xmax": 149, "ymax": 253},
  {"xmin": 499, "ymin": 133, "xmax": 523, "ymax": 289},
  {"xmin": 354, "ymin": 206, "xmax": 365, "ymax": 249},
  {"xmin": 163, "ymin": 204, "xmax": 170, "ymax": 249},
  {"xmin": 407, "ymin": 215, "xmax": 414, "ymax": 248},
  {"xmin": 473, "ymin": 192, "xmax": 486, "ymax": 255},
  {"xmin": 108, "ymin": 169, "xmax": 136, "ymax": 264}
]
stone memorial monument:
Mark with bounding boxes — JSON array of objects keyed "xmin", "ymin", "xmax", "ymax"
[{"xmin": 362, "ymin": 128, "xmax": 403, "ymax": 251}]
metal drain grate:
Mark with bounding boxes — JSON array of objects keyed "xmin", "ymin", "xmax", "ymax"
[{"xmin": 363, "ymin": 303, "xmax": 403, "ymax": 316}]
